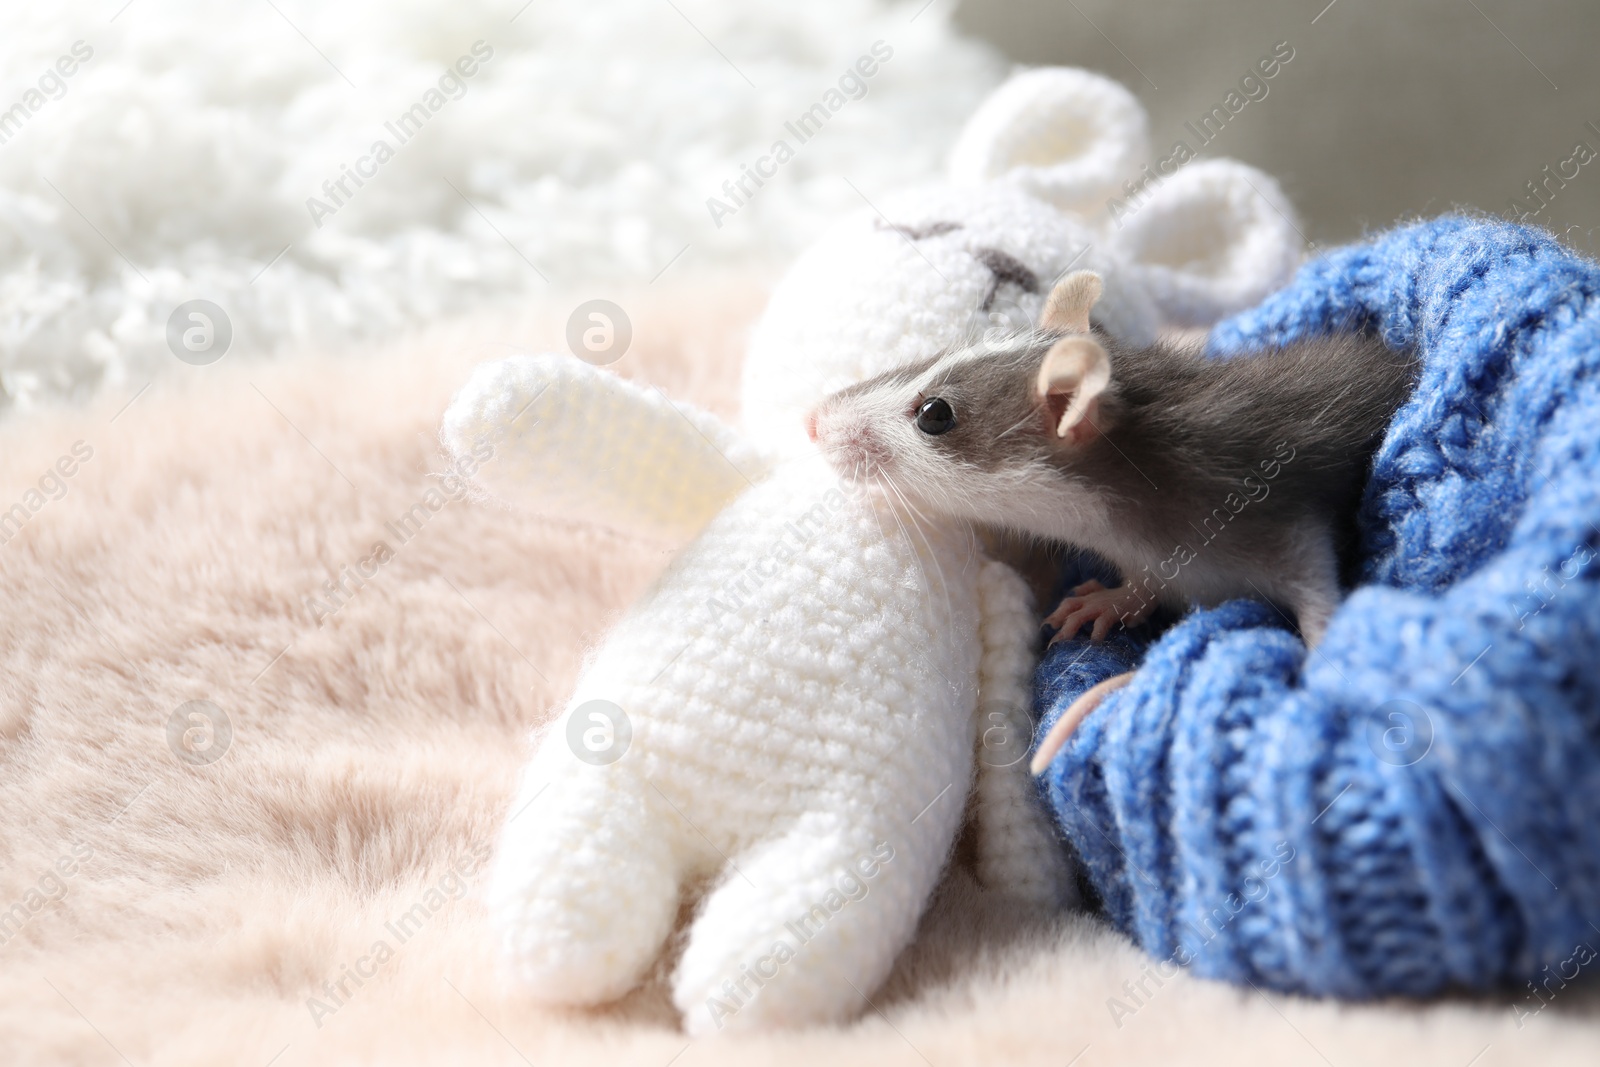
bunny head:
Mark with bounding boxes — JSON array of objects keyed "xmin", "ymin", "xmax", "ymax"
[
  {"xmin": 741, "ymin": 182, "xmax": 1155, "ymax": 454},
  {"xmin": 741, "ymin": 67, "xmax": 1306, "ymax": 455},
  {"xmin": 950, "ymin": 66, "xmax": 1307, "ymax": 327}
]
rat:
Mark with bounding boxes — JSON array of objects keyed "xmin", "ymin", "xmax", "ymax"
[{"xmin": 807, "ymin": 270, "xmax": 1419, "ymax": 770}]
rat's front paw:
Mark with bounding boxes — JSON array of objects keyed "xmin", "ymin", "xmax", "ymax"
[{"xmin": 1044, "ymin": 581, "xmax": 1153, "ymax": 644}]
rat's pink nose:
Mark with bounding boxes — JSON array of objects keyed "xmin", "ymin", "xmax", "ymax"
[{"xmin": 805, "ymin": 411, "xmax": 819, "ymax": 442}]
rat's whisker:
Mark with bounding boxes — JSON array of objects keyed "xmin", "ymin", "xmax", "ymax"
[
  {"xmin": 880, "ymin": 474, "xmax": 957, "ymax": 635},
  {"xmin": 992, "ymin": 408, "xmax": 1038, "ymax": 443}
]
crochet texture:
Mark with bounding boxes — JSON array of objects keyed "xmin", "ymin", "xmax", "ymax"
[{"xmin": 1035, "ymin": 215, "xmax": 1600, "ymax": 998}]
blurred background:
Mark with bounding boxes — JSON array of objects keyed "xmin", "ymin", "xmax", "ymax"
[
  {"xmin": 1, "ymin": 0, "xmax": 1595, "ymax": 413},
  {"xmin": 959, "ymin": 0, "xmax": 1600, "ymax": 248}
]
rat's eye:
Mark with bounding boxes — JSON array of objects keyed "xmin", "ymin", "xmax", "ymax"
[{"xmin": 915, "ymin": 397, "xmax": 957, "ymax": 435}]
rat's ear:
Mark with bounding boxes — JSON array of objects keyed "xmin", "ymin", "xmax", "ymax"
[
  {"xmin": 1035, "ymin": 337, "xmax": 1111, "ymax": 444},
  {"xmin": 1039, "ymin": 270, "xmax": 1103, "ymax": 334}
]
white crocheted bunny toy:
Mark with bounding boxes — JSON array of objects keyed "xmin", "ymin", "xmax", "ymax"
[{"xmin": 440, "ymin": 68, "xmax": 1304, "ymax": 1035}]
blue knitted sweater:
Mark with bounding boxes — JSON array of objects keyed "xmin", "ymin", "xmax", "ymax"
[{"xmin": 1034, "ymin": 216, "xmax": 1600, "ymax": 998}]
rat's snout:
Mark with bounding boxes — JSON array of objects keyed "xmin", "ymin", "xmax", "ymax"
[
  {"xmin": 810, "ymin": 401, "xmax": 892, "ymax": 478},
  {"xmin": 809, "ymin": 403, "xmax": 837, "ymax": 451}
]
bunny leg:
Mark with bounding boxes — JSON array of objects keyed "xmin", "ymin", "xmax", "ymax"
[
  {"xmin": 671, "ymin": 813, "xmax": 940, "ymax": 1035},
  {"xmin": 486, "ymin": 762, "xmax": 685, "ymax": 1004},
  {"xmin": 972, "ymin": 558, "xmax": 1077, "ymax": 906}
]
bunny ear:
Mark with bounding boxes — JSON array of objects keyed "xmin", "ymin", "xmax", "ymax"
[
  {"xmin": 948, "ymin": 68, "xmax": 1149, "ymax": 214},
  {"xmin": 1111, "ymin": 159, "xmax": 1305, "ymax": 328}
]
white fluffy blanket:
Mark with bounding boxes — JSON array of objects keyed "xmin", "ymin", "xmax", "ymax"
[{"xmin": 0, "ymin": 0, "xmax": 998, "ymax": 411}]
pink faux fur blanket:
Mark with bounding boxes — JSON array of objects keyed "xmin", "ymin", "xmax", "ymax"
[{"xmin": 0, "ymin": 280, "xmax": 1593, "ymax": 1066}]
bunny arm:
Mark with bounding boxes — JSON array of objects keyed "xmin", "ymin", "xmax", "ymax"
[
  {"xmin": 971, "ymin": 558, "xmax": 1078, "ymax": 907},
  {"xmin": 440, "ymin": 353, "xmax": 773, "ymax": 542}
]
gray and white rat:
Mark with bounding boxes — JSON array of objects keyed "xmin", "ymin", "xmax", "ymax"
[{"xmin": 808, "ymin": 270, "xmax": 1418, "ymax": 766}]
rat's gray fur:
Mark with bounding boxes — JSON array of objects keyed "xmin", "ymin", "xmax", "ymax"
[{"xmin": 813, "ymin": 327, "xmax": 1419, "ymax": 640}]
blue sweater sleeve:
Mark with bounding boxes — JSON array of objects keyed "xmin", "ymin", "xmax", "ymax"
[{"xmin": 1034, "ymin": 217, "xmax": 1600, "ymax": 998}]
